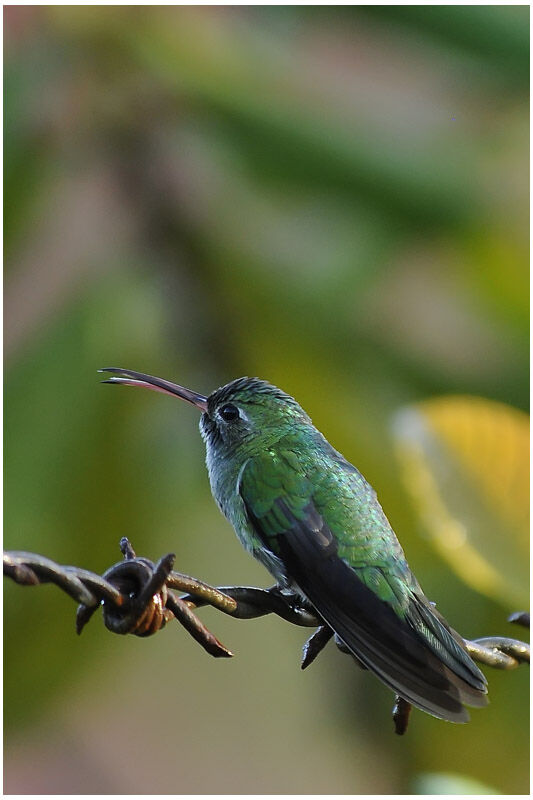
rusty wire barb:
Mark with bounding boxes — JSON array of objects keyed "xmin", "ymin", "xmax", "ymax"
[{"xmin": 3, "ymin": 539, "xmax": 530, "ymax": 736}]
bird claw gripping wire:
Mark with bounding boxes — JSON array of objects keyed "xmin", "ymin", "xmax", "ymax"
[{"xmin": 3, "ymin": 540, "xmax": 529, "ymax": 735}]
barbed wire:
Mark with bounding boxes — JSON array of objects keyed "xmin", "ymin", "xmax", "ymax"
[{"xmin": 4, "ymin": 538, "xmax": 529, "ymax": 735}]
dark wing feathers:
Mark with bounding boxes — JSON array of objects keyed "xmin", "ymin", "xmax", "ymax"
[
  {"xmin": 407, "ymin": 594, "xmax": 486, "ymax": 696},
  {"xmin": 242, "ymin": 494, "xmax": 487, "ymax": 722}
]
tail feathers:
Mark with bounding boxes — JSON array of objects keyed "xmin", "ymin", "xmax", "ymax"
[{"xmin": 406, "ymin": 594, "xmax": 488, "ymax": 710}]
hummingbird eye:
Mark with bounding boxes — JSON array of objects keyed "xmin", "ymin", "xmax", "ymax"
[{"xmin": 219, "ymin": 403, "xmax": 240, "ymax": 423}]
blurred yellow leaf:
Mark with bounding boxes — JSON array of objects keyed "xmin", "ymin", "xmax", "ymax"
[{"xmin": 393, "ymin": 396, "xmax": 529, "ymax": 608}]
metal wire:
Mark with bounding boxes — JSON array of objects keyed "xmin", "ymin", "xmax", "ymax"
[{"xmin": 4, "ymin": 539, "xmax": 529, "ymax": 735}]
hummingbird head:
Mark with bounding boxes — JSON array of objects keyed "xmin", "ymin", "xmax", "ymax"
[
  {"xmin": 201, "ymin": 376, "xmax": 310, "ymax": 452},
  {"xmin": 99, "ymin": 369, "xmax": 311, "ymax": 453}
]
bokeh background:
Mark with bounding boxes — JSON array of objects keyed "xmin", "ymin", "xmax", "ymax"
[{"xmin": 4, "ymin": 6, "xmax": 529, "ymax": 795}]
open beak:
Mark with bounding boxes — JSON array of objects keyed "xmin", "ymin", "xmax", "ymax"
[{"xmin": 99, "ymin": 368, "xmax": 208, "ymax": 412}]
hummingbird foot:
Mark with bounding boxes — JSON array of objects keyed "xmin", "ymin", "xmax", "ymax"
[
  {"xmin": 301, "ymin": 627, "xmax": 371, "ymax": 670},
  {"xmin": 392, "ymin": 696, "xmax": 412, "ymax": 735},
  {"xmin": 301, "ymin": 625, "xmax": 334, "ymax": 669}
]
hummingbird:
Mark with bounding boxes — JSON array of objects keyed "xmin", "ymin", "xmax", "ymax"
[{"xmin": 100, "ymin": 367, "xmax": 488, "ymax": 722}]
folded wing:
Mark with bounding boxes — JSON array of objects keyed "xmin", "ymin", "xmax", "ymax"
[{"xmin": 240, "ymin": 476, "xmax": 487, "ymax": 722}]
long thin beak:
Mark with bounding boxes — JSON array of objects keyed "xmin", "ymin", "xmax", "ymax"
[{"xmin": 99, "ymin": 368, "xmax": 208, "ymax": 412}]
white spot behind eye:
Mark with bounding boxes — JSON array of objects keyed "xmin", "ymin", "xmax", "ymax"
[{"xmin": 235, "ymin": 408, "xmax": 251, "ymax": 424}]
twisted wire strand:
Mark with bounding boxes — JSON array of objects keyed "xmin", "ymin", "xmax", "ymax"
[{"xmin": 4, "ymin": 539, "xmax": 529, "ymax": 735}]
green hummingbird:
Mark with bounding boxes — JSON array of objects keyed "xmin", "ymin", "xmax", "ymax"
[{"xmin": 100, "ymin": 367, "xmax": 488, "ymax": 722}]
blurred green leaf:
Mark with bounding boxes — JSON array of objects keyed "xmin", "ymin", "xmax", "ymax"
[
  {"xmin": 360, "ymin": 6, "xmax": 529, "ymax": 86},
  {"xmin": 53, "ymin": 6, "xmax": 482, "ymax": 228}
]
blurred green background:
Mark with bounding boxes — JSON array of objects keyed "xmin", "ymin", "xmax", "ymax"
[{"xmin": 4, "ymin": 6, "xmax": 529, "ymax": 794}]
